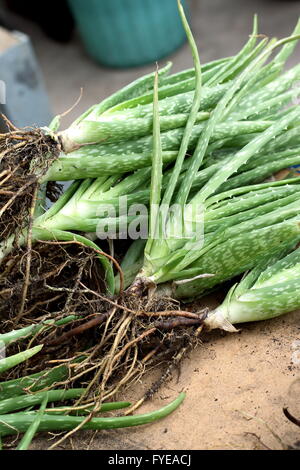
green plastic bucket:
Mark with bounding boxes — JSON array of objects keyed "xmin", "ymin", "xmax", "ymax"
[{"xmin": 68, "ymin": 0, "xmax": 189, "ymax": 67}]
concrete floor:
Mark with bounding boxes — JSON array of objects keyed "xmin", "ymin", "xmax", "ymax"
[{"xmin": 4, "ymin": 0, "xmax": 300, "ymax": 128}]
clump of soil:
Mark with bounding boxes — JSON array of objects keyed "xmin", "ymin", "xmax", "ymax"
[
  {"xmin": 0, "ymin": 124, "xmax": 60, "ymax": 242},
  {"xmin": 0, "ymin": 240, "xmax": 110, "ymax": 388},
  {"xmin": 0, "ymin": 241, "xmax": 107, "ymax": 327},
  {"xmin": 0, "ymin": 237, "xmax": 207, "ymax": 412}
]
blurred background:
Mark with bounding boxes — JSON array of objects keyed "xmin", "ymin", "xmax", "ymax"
[{"xmin": 0, "ymin": 0, "xmax": 300, "ymax": 129}]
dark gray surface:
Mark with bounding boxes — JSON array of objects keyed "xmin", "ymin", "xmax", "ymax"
[{"xmin": 0, "ymin": 29, "xmax": 52, "ymax": 130}]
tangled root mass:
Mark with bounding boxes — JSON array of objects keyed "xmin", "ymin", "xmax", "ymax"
[
  {"xmin": 0, "ymin": 126, "xmax": 60, "ymax": 242},
  {"xmin": 0, "ymin": 123, "xmax": 206, "ymax": 409},
  {"xmin": 1, "ymin": 238, "xmax": 206, "ymax": 406}
]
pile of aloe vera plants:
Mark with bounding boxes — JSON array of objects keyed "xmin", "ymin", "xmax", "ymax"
[{"xmin": 1, "ymin": 0, "xmax": 300, "ymax": 448}]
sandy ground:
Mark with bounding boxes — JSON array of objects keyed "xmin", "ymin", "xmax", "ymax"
[{"xmin": 30, "ymin": 304, "xmax": 300, "ymax": 451}]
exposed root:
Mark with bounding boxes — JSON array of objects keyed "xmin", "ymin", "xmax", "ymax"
[
  {"xmin": 283, "ymin": 408, "xmax": 300, "ymax": 427},
  {"xmin": 0, "ymin": 126, "xmax": 60, "ymax": 244},
  {"xmin": 126, "ymin": 275, "xmax": 156, "ymax": 297},
  {"xmin": 1, "ymin": 237, "xmax": 208, "ymax": 448},
  {"xmin": 15, "ymin": 185, "xmax": 38, "ymax": 324},
  {"xmin": 0, "ymin": 240, "xmax": 109, "ymax": 339},
  {"xmin": 45, "ymin": 311, "xmax": 111, "ymax": 346}
]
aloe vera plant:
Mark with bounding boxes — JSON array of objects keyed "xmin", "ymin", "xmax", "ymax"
[
  {"xmin": 205, "ymin": 248, "xmax": 300, "ymax": 331},
  {"xmin": 121, "ymin": 5, "xmax": 300, "ymax": 302},
  {"xmin": 117, "ymin": 180, "xmax": 300, "ymax": 293},
  {"xmin": 0, "ymin": 345, "xmax": 43, "ymax": 375},
  {"xmin": 0, "ymin": 346, "xmax": 185, "ymax": 444},
  {"xmin": 0, "ymin": 392, "xmax": 185, "ymax": 438},
  {"xmin": 17, "ymin": 15, "xmax": 298, "ymax": 185},
  {"xmin": 2, "ymin": 10, "xmax": 300, "ymax": 272}
]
